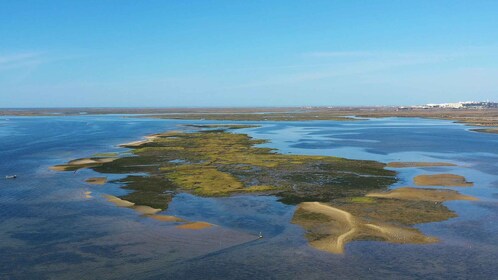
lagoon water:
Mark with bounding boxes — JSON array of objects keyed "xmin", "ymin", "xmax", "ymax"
[{"xmin": 1, "ymin": 116, "xmax": 497, "ymax": 279}]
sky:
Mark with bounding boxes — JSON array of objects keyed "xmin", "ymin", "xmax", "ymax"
[{"xmin": 1, "ymin": 0, "xmax": 498, "ymax": 108}]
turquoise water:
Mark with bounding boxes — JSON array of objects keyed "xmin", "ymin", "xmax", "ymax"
[{"xmin": 0, "ymin": 116, "xmax": 497, "ymax": 279}]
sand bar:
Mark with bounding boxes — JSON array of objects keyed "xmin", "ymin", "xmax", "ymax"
[
  {"xmin": 119, "ymin": 132, "xmax": 181, "ymax": 147},
  {"xmin": 51, "ymin": 157, "xmax": 117, "ymax": 171},
  {"xmin": 294, "ymin": 202, "xmax": 438, "ymax": 254},
  {"xmin": 414, "ymin": 174, "xmax": 473, "ymax": 187},
  {"xmin": 367, "ymin": 187, "xmax": 478, "ymax": 202},
  {"xmin": 84, "ymin": 191, "xmax": 92, "ymax": 199},
  {"xmin": 133, "ymin": 205, "xmax": 162, "ymax": 215},
  {"xmin": 85, "ymin": 177, "xmax": 107, "ymax": 185},
  {"xmin": 68, "ymin": 157, "xmax": 116, "ymax": 165},
  {"xmin": 103, "ymin": 194, "xmax": 136, "ymax": 207},
  {"xmin": 387, "ymin": 162, "xmax": 456, "ymax": 168}
]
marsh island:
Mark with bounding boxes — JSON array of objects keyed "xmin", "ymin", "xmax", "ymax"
[{"xmin": 52, "ymin": 124, "xmax": 476, "ymax": 254}]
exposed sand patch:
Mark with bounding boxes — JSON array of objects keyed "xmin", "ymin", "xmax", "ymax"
[
  {"xmin": 49, "ymin": 165, "xmax": 70, "ymax": 171},
  {"xmin": 150, "ymin": 215, "xmax": 185, "ymax": 222},
  {"xmin": 50, "ymin": 157, "xmax": 117, "ymax": 171},
  {"xmin": 103, "ymin": 194, "xmax": 135, "ymax": 207},
  {"xmin": 103, "ymin": 195, "xmax": 162, "ymax": 215},
  {"xmin": 85, "ymin": 177, "xmax": 107, "ymax": 185},
  {"xmin": 119, "ymin": 139, "xmax": 150, "ymax": 147},
  {"xmin": 363, "ymin": 223, "xmax": 436, "ymax": 243},
  {"xmin": 119, "ymin": 133, "xmax": 179, "ymax": 147},
  {"xmin": 414, "ymin": 174, "xmax": 473, "ymax": 187},
  {"xmin": 293, "ymin": 202, "xmax": 437, "ymax": 254},
  {"xmin": 387, "ymin": 162, "xmax": 456, "ymax": 168},
  {"xmin": 133, "ymin": 205, "xmax": 162, "ymax": 215},
  {"xmin": 68, "ymin": 157, "xmax": 116, "ymax": 165},
  {"xmin": 367, "ymin": 187, "xmax": 478, "ymax": 202},
  {"xmin": 176, "ymin": 222, "xmax": 213, "ymax": 230},
  {"xmin": 298, "ymin": 202, "xmax": 356, "ymax": 254}
]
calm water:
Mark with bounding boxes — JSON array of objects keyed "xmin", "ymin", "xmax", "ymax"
[{"xmin": 1, "ymin": 116, "xmax": 497, "ymax": 279}]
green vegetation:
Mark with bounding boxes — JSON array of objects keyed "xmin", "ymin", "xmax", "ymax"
[
  {"xmin": 53, "ymin": 124, "xmax": 396, "ymax": 209},
  {"xmin": 333, "ymin": 197, "xmax": 457, "ymax": 225},
  {"xmin": 93, "ymin": 152, "xmax": 119, "ymax": 157},
  {"xmin": 350, "ymin": 197, "xmax": 375, "ymax": 204}
]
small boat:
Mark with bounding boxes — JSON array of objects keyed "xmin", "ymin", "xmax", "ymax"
[
  {"xmin": 5, "ymin": 175, "xmax": 17, "ymax": 179},
  {"xmin": 258, "ymin": 232, "xmax": 263, "ymax": 239}
]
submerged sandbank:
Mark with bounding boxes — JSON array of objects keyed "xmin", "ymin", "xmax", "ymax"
[
  {"xmin": 150, "ymin": 215, "xmax": 185, "ymax": 222},
  {"xmin": 176, "ymin": 222, "xmax": 213, "ymax": 230},
  {"xmin": 102, "ymin": 195, "xmax": 200, "ymax": 225}
]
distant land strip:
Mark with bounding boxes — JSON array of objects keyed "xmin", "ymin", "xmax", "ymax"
[{"xmin": 2, "ymin": 107, "xmax": 498, "ymax": 134}]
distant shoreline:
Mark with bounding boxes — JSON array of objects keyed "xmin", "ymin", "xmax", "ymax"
[{"xmin": 2, "ymin": 107, "xmax": 498, "ymax": 134}]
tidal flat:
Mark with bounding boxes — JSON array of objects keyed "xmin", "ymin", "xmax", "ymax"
[
  {"xmin": 53, "ymin": 124, "xmax": 479, "ymax": 255},
  {"xmin": 1, "ymin": 116, "xmax": 497, "ymax": 279}
]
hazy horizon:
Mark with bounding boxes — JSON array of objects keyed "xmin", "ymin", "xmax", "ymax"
[{"xmin": 2, "ymin": 1, "xmax": 498, "ymax": 107}]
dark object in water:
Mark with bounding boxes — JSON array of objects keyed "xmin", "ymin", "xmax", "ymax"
[{"xmin": 5, "ymin": 175, "xmax": 17, "ymax": 179}]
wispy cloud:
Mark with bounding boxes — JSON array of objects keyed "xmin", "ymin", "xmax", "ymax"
[
  {"xmin": 303, "ymin": 50, "xmax": 470, "ymax": 60},
  {"xmin": 305, "ymin": 51, "xmax": 373, "ymax": 58},
  {"xmin": 226, "ymin": 47, "xmax": 495, "ymax": 90},
  {"xmin": 0, "ymin": 51, "xmax": 88, "ymax": 85},
  {"xmin": 0, "ymin": 52, "xmax": 44, "ymax": 70}
]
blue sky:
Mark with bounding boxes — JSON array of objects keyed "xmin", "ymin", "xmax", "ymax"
[{"xmin": 1, "ymin": 0, "xmax": 498, "ymax": 107}]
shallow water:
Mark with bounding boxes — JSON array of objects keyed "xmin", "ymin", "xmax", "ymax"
[{"xmin": 0, "ymin": 116, "xmax": 497, "ymax": 279}]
